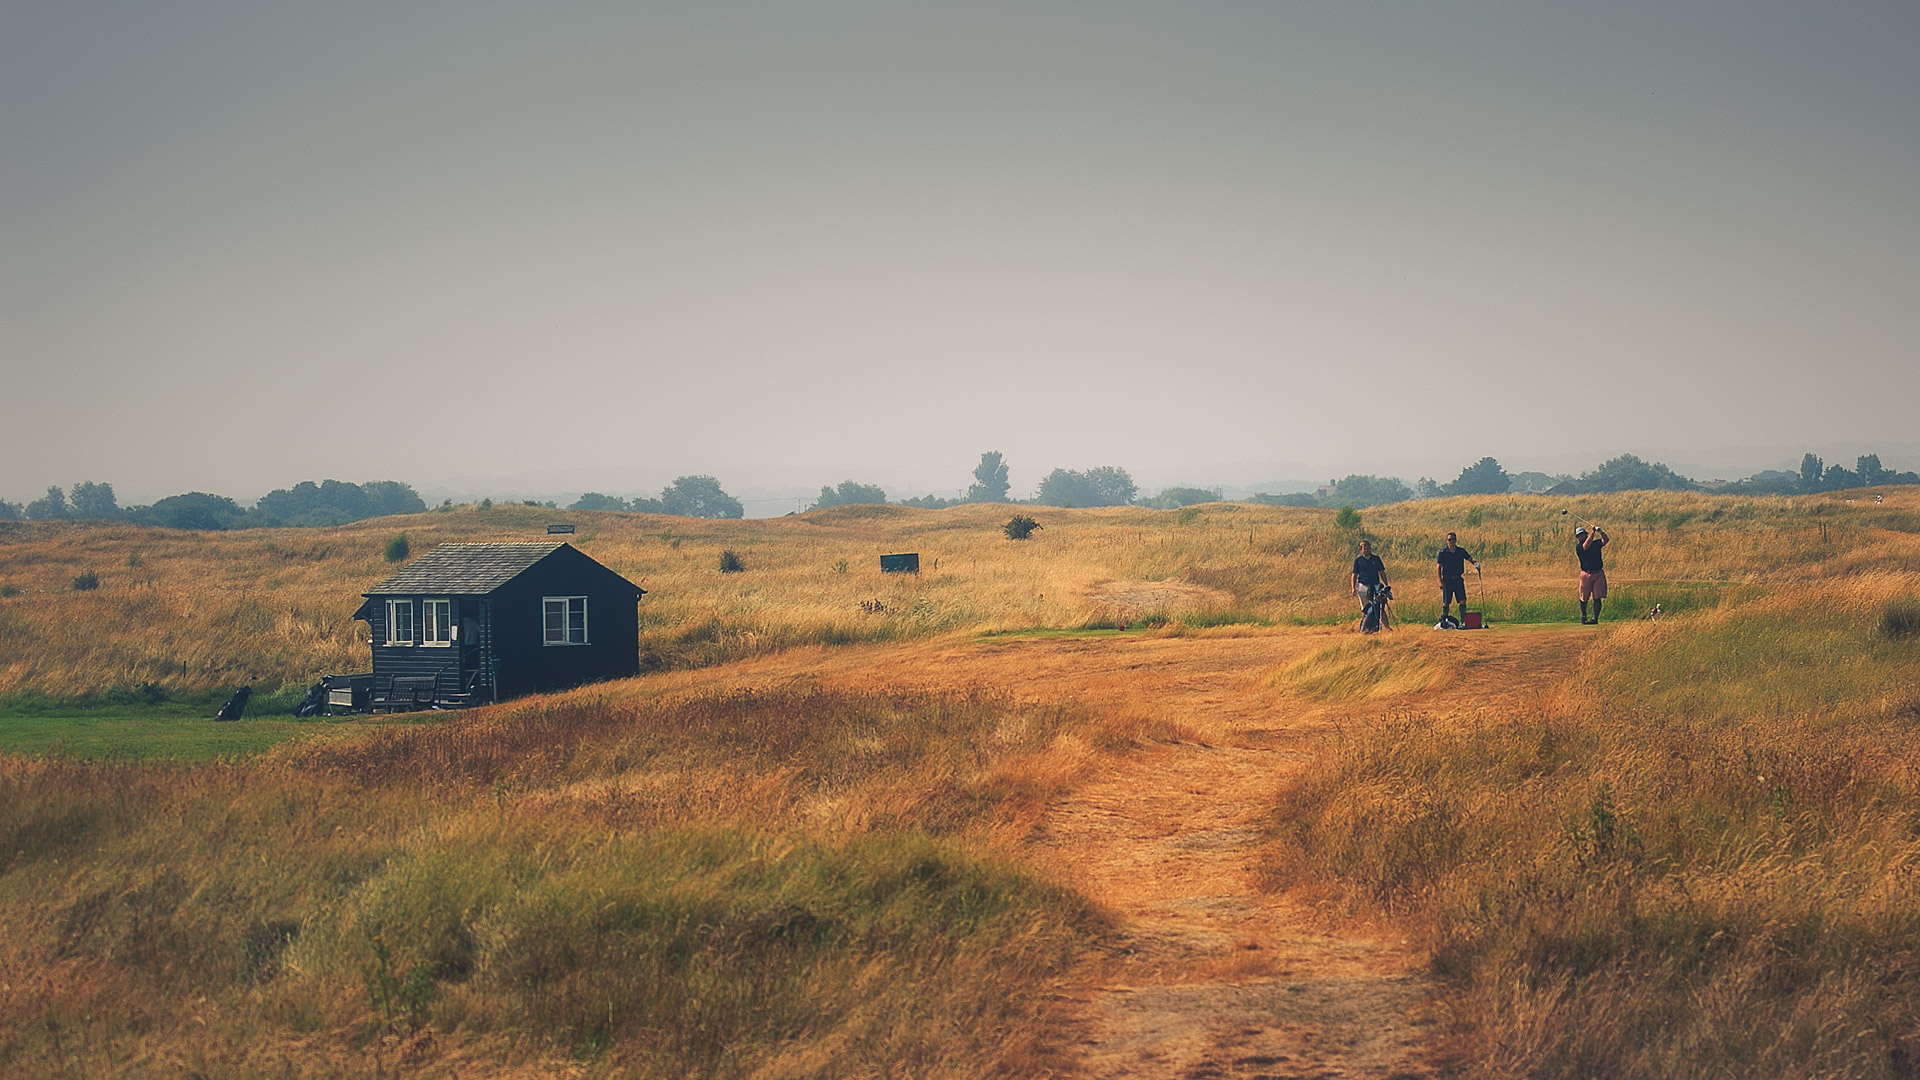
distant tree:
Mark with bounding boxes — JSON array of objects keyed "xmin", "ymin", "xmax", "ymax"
[
  {"xmin": 1800, "ymin": 453, "xmax": 1825, "ymax": 494},
  {"xmin": 256, "ymin": 479, "xmax": 421, "ymax": 526},
  {"xmin": 0, "ymin": 499, "xmax": 21, "ymax": 521},
  {"xmin": 570, "ymin": 492, "xmax": 631, "ymax": 512},
  {"xmin": 967, "ymin": 451, "xmax": 1011, "ymax": 503},
  {"xmin": 361, "ymin": 480, "xmax": 427, "ymax": 517},
  {"xmin": 811, "ymin": 481, "xmax": 889, "ymax": 510},
  {"xmin": 1823, "ymin": 463, "xmax": 1859, "ymax": 490},
  {"xmin": 1036, "ymin": 466, "xmax": 1135, "ymax": 507},
  {"xmin": 1250, "ymin": 492, "xmax": 1320, "ymax": 508},
  {"xmin": 69, "ymin": 481, "xmax": 120, "ymax": 519},
  {"xmin": 1415, "ymin": 477, "xmax": 1442, "ymax": 499},
  {"xmin": 1141, "ymin": 486, "xmax": 1221, "ymax": 510},
  {"xmin": 1857, "ymin": 455, "xmax": 1886, "ymax": 486},
  {"xmin": 1328, "ymin": 475, "xmax": 1412, "ymax": 507},
  {"xmin": 1508, "ymin": 471, "xmax": 1573, "ymax": 494},
  {"xmin": 1443, "ymin": 457, "xmax": 1511, "ymax": 496},
  {"xmin": 627, "ymin": 496, "xmax": 667, "ymax": 514},
  {"xmin": 25, "ymin": 486, "xmax": 69, "ymax": 520},
  {"xmin": 1580, "ymin": 454, "xmax": 1694, "ymax": 493},
  {"xmin": 899, "ymin": 494, "xmax": 961, "ymax": 509},
  {"xmin": 661, "ymin": 475, "xmax": 744, "ymax": 519},
  {"xmin": 1712, "ymin": 470, "xmax": 1799, "ymax": 495},
  {"xmin": 132, "ymin": 492, "xmax": 248, "ymax": 530}
]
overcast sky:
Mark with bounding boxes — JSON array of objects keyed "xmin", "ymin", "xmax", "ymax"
[{"xmin": 5, "ymin": 2, "xmax": 1918, "ymax": 507}]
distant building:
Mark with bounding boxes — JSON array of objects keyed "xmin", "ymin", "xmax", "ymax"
[
  {"xmin": 352, "ymin": 542, "xmax": 646, "ymax": 708},
  {"xmin": 1543, "ymin": 480, "xmax": 1579, "ymax": 496}
]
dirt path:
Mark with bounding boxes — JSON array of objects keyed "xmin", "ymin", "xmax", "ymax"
[{"xmin": 641, "ymin": 624, "xmax": 1593, "ymax": 1078}]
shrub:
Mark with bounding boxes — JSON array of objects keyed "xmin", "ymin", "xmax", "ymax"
[
  {"xmin": 71, "ymin": 571, "xmax": 99, "ymax": 591},
  {"xmin": 1003, "ymin": 515, "xmax": 1041, "ymax": 540},
  {"xmin": 1334, "ymin": 507, "xmax": 1361, "ymax": 530},
  {"xmin": 0, "ymin": 583, "xmax": 20, "ymax": 598},
  {"xmin": 1878, "ymin": 599, "xmax": 1920, "ymax": 640},
  {"xmin": 385, "ymin": 534, "xmax": 411, "ymax": 563},
  {"xmin": 719, "ymin": 550, "xmax": 746, "ymax": 573}
]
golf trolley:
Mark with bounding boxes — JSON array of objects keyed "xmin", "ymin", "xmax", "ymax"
[{"xmin": 1359, "ymin": 581, "xmax": 1394, "ymax": 634}]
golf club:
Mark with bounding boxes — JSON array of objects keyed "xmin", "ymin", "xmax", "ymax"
[{"xmin": 1560, "ymin": 508, "xmax": 1602, "ymax": 531}]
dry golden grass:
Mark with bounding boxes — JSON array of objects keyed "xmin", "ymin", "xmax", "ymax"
[
  {"xmin": 0, "ymin": 682, "xmax": 1144, "ymax": 1078},
  {"xmin": 4, "ymin": 487, "xmax": 1920, "ymax": 1077},
  {"xmin": 3, "ymin": 488, "xmax": 1917, "ymax": 701},
  {"xmin": 1261, "ymin": 571, "xmax": 1920, "ymax": 1079}
]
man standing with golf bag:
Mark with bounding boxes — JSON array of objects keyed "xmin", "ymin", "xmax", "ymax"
[
  {"xmin": 1576, "ymin": 524, "xmax": 1609, "ymax": 624},
  {"xmin": 1435, "ymin": 532, "xmax": 1478, "ymax": 628},
  {"xmin": 1351, "ymin": 540, "xmax": 1387, "ymax": 627}
]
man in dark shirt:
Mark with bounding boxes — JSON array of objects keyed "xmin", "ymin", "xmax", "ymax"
[
  {"xmin": 1351, "ymin": 540, "xmax": 1387, "ymax": 613},
  {"xmin": 1435, "ymin": 532, "xmax": 1478, "ymax": 627},
  {"xmin": 1576, "ymin": 525, "xmax": 1609, "ymax": 624}
]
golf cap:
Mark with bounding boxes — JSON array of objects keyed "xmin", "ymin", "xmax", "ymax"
[{"xmin": 1575, "ymin": 526, "xmax": 1587, "ymax": 536}]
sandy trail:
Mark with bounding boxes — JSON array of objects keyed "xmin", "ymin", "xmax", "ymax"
[{"xmin": 640, "ymin": 624, "xmax": 1592, "ymax": 1078}]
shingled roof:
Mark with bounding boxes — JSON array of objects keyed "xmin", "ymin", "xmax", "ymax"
[{"xmin": 361, "ymin": 542, "xmax": 570, "ymax": 596}]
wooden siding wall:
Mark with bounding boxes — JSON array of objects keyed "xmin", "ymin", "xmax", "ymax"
[
  {"xmin": 486, "ymin": 550, "xmax": 641, "ymax": 699},
  {"xmin": 365, "ymin": 599, "xmax": 466, "ymax": 700}
]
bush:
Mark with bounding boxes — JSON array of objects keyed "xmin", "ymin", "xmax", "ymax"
[
  {"xmin": 1003, "ymin": 515, "xmax": 1041, "ymax": 540},
  {"xmin": 385, "ymin": 534, "xmax": 411, "ymax": 563},
  {"xmin": 0, "ymin": 584, "xmax": 18, "ymax": 598},
  {"xmin": 1878, "ymin": 599, "xmax": 1920, "ymax": 640},
  {"xmin": 1334, "ymin": 507, "xmax": 1361, "ymax": 530},
  {"xmin": 71, "ymin": 571, "xmax": 99, "ymax": 591},
  {"xmin": 718, "ymin": 550, "xmax": 746, "ymax": 573}
]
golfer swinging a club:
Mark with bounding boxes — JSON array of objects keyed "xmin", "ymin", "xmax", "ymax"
[
  {"xmin": 1435, "ymin": 532, "xmax": 1478, "ymax": 628},
  {"xmin": 1576, "ymin": 524, "xmax": 1609, "ymax": 624}
]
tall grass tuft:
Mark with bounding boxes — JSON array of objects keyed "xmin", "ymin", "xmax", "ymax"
[{"xmin": 1877, "ymin": 597, "xmax": 1920, "ymax": 640}]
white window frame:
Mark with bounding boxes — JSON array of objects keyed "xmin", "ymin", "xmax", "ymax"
[
  {"xmin": 422, "ymin": 598, "xmax": 453, "ymax": 646},
  {"xmin": 543, "ymin": 596, "xmax": 588, "ymax": 646},
  {"xmin": 386, "ymin": 598, "xmax": 415, "ymax": 646}
]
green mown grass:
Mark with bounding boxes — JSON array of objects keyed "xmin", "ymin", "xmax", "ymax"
[{"xmin": 0, "ymin": 709, "xmax": 374, "ymax": 760}]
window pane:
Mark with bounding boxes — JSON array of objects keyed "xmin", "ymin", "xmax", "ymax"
[
  {"xmin": 544, "ymin": 600, "xmax": 565, "ymax": 644},
  {"xmin": 569, "ymin": 598, "xmax": 587, "ymax": 644}
]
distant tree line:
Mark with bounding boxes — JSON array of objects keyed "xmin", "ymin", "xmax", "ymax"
[
  {"xmin": 6, "ymin": 449, "xmax": 1912, "ymax": 529},
  {"xmin": 569, "ymin": 476, "xmax": 743, "ymax": 519},
  {"xmin": 0, "ymin": 479, "xmax": 425, "ymax": 530}
]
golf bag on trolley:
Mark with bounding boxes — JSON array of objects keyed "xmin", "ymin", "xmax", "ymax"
[{"xmin": 1359, "ymin": 581, "xmax": 1393, "ymax": 634}]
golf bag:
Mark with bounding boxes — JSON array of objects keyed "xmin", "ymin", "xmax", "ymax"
[{"xmin": 1360, "ymin": 582, "xmax": 1392, "ymax": 634}]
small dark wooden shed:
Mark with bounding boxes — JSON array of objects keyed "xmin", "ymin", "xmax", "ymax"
[{"xmin": 352, "ymin": 542, "xmax": 646, "ymax": 708}]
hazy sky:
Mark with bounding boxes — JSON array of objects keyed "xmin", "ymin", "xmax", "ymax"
[{"xmin": 5, "ymin": 3, "xmax": 1918, "ymax": 506}]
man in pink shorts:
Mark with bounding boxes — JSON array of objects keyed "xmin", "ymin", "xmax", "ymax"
[{"xmin": 1575, "ymin": 525, "xmax": 1609, "ymax": 624}]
